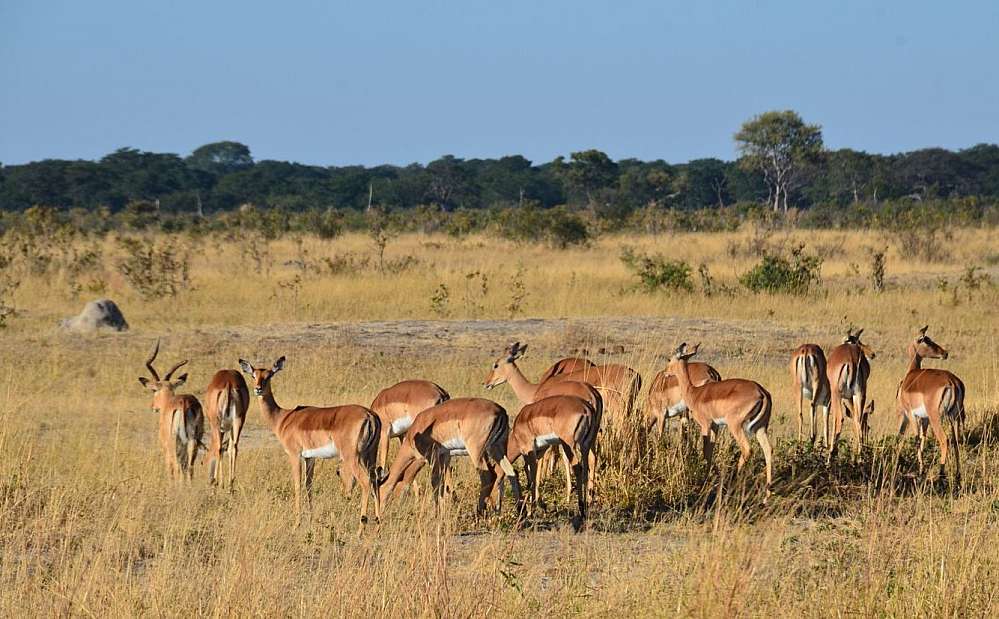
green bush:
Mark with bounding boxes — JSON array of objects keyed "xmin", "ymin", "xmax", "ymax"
[
  {"xmin": 494, "ymin": 204, "xmax": 591, "ymax": 249},
  {"xmin": 620, "ymin": 247, "xmax": 694, "ymax": 293},
  {"xmin": 739, "ymin": 245, "xmax": 822, "ymax": 294}
]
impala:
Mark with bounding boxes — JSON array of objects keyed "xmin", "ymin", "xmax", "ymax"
[
  {"xmin": 644, "ymin": 361, "xmax": 721, "ymax": 439},
  {"xmin": 379, "ymin": 398, "xmax": 520, "ymax": 515},
  {"xmin": 138, "ymin": 340, "xmax": 204, "ymax": 482},
  {"xmin": 667, "ymin": 343, "xmax": 773, "ymax": 495},
  {"xmin": 790, "ymin": 344, "xmax": 830, "ymax": 445},
  {"xmin": 239, "ymin": 357, "xmax": 381, "ymax": 529},
  {"xmin": 537, "ymin": 357, "xmax": 596, "ymax": 384},
  {"xmin": 896, "ymin": 326, "xmax": 966, "ymax": 480},
  {"xmin": 204, "ymin": 369, "xmax": 249, "ymax": 489},
  {"xmin": 484, "ymin": 343, "xmax": 603, "ymax": 498},
  {"xmin": 826, "ymin": 328, "xmax": 875, "ymax": 460},
  {"xmin": 500, "ymin": 394, "xmax": 596, "ymax": 527},
  {"xmin": 370, "ymin": 379, "xmax": 450, "ymax": 477},
  {"xmin": 485, "ymin": 341, "xmax": 639, "ymax": 431}
]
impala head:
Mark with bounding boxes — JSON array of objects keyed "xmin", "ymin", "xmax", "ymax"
[
  {"xmin": 844, "ymin": 327, "xmax": 876, "ymax": 359},
  {"xmin": 483, "ymin": 342, "xmax": 527, "ymax": 389},
  {"xmin": 239, "ymin": 356, "xmax": 286, "ymax": 396},
  {"xmin": 910, "ymin": 325, "xmax": 948, "ymax": 360},
  {"xmin": 666, "ymin": 342, "xmax": 700, "ymax": 374},
  {"xmin": 137, "ymin": 340, "xmax": 189, "ymax": 408}
]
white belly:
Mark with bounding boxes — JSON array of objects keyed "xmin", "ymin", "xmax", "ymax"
[
  {"xmin": 301, "ymin": 441, "xmax": 339, "ymax": 459},
  {"xmin": 441, "ymin": 436, "xmax": 468, "ymax": 456},
  {"xmin": 533, "ymin": 433, "xmax": 561, "ymax": 448},
  {"xmin": 390, "ymin": 415, "xmax": 414, "ymax": 437},
  {"xmin": 801, "ymin": 387, "xmax": 814, "ymax": 399},
  {"xmin": 911, "ymin": 404, "xmax": 928, "ymax": 419},
  {"xmin": 667, "ymin": 401, "xmax": 688, "ymax": 418},
  {"xmin": 713, "ymin": 418, "xmax": 728, "ymax": 427}
]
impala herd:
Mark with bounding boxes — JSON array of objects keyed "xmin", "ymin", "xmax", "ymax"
[{"xmin": 137, "ymin": 325, "xmax": 967, "ymax": 531}]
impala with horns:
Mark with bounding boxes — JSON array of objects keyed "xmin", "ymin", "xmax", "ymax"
[
  {"xmin": 239, "ymin": 357, "xmax": 381, "ymax": 529},
  {"xmin": 486, "ymin": 342, "xmax": 639, "ymax": 432},
  {"xmin": 826, "ymin": 328, "xmax": 875, "ymax": 461},
  {"xmin": 667, "ymin": 343, "xmax": 774, "ymax": 496},
  {"xmin": 790, "ymin": 344, "xmax": 831, "ymax": 445},
  {"xmin": 497, "ymin": 394, "xmax": 597, "ymax": 528},
  {"xmin": 369, "ymin": 379, "xmax": 450, "ymax": 478},
  {"xmin": 896, "ymin": 326, "xmax": 966, "ymax": 481},
  {"xmin": 644, "ymin": 360, "xmax": 721, "ymax": 440},
  {"xmin": 484, "ymin": 343, "xmax": 604, "ymax": 498},
  {"xmin": 137, "ymin": 340, "xmax": 204, "ymax": 482},
  {"xmin": 379, "ymin": 398, "xmax": 521, "ymax": 515},
  {"xmin": 204, "ymin": 369, "xmax": 250, "ymax": 489}
]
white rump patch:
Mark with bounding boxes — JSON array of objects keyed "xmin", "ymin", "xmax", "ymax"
[
  {"xmin": 533, "ymin": 433, "xmax": 561, "ymax": 448},
  {"xmin": 912, "ymin": 404, "xmax": 928, "ymax": 419},
  {"xmin": 667, "ymin": 401, "xmax": 688, "ymax": 418},
  {"xmin": 390, "ymin": 415, "xmax": 414, "ymax": 437},
  {"xmin": 441, "ymin": 436, "xmax": 468, "ymax": 456},
  {"xmin": 301, "ymin": 441, "xmax": 339, "ymax": 459}
]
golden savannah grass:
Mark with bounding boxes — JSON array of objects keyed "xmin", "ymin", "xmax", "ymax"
[{"xmin": 1, "ymin": 226, "xmax": 998, "ymax": 616}]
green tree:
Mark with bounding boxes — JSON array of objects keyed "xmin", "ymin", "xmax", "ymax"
[
  {"xmin": 735, "ymin": 110, "xmax": 823, "ymax": 213},
  {"xmin": 562, "ymin": 149, "xmax": 618, "ymax": 205},
  {"xmin": 186, "ymin": 141, "xmax": 254, "ymax": 175}
]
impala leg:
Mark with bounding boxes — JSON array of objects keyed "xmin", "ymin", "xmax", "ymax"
[
  {"xmin": 852, "ymin": 395, "xmax": 866, "ymax": 456},
  {"xmin": 701, "ymin": 430, "xmax": 715, "ymax": 469},
  {"xmin": 927, "ymin": 414, "xmax": 949, "ymax": 479},
  {"xmin": 755, "ymin": 428, "xmax": 773, "ymax": 500},
  {"xmin": 560, "ymin": 446, "xmax": 573, "ymax": 501},
  {"xmin": 523, "ymin": 452, "xmax": 539, "ymax": 516},
  {"xmin": 186, "ymin": 438, "xmax": 197, "ymax": 482},
  {"xmin": 229, "ymin": 416, "xmax": 243, "ymax": 490},
  {"xmin": 208, "ymin": 428, "xmax": 222, "ymax": 487},
  {"xmin": 916, "ymin": 420, "xmax": 927, "ymax": 474},
  {"xmin": 897, "ymin": 410, "xmax": 910, "ymax": 437},
  {"xmin": 476, "ymin": 465, "xmax": 498, "ymax": 516},
  {"xmin": 377, "ymin": 425, "xmax": 391, "ymax": 481},
  {"xmin": 797, "ymin": 393, "xmax": 804, "ymax": 441},
  {"xmin": 429, "ymin": 455, "xmax": 448, "ymax": 504},
  {"xmin": 289, "ymin": 455, "xmax": 303, "ymax": 526},
  {"xmin": 303, "ymin": 458, "xmax": 316, "ymax": 518},
  {"xmin": 730, "ymin": 424, "xmax": 752, "ymax": 477},
  {"xmin": 574, "ymin": 447, "xmax": 588, "ymax": 524},
  {"xmin": 947, "ymin": 417, "xmax": 962, "ymax": 490},
  {"xmin": 352, "ymin": 457, "xmax": 373, "ymax": 531},
  {"xmin": 827, "ymin": 399, "xmax": 845, "ymax": 464}
]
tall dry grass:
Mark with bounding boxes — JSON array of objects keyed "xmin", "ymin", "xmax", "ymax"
[{"xmin": 1, "ymin": 226, "xmax": 997, "ymax": 616}]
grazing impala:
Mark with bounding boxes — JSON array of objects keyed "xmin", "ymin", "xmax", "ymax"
[
  {"xmin": 379, "ymin": 398, "xmax": 521, "ymax": 515},
  {"xmin": 667, "ymin": 343, "xmax": 773, "ymax": 495},
  {"xmin": 896, "ymin": 326, "xmax": 966, "ymax": 480},
  {"xmin": 484, "ymin": 343, "xmax": 603, "ymax": 497},
  {"xmin": 204, "ymin": 369, "xmax": 249, "ymax": 489},
  {"xmin": 790, "ymin": 344, "xmax": 830, "ymax": 445},
  {"xmin": 644, "ymin": 361, "xmax": 721, "ymax": 439},
  {"xmin": 370, "ymin": 380, "xmax": 450, "ymax": 477},
  {"xmin": 137, "ymin": 340, "xmax": 204, "ymax": 482},
  {"xmin": 826, "ymin": 328, "xmax": 875, "ymax": 461},
  {"xmin": 537, "ymin": 357, "xmax": 596, "ymax": 384},
  {"xmin": 500, "ymin": 394, "xmax": 597, "ymax": 527},
  {"xmin": 485, "ymin": 342, "xmax": 639, "ymax": 432},
  {"xmin": 239, "ymin": 357, "xmax": 381, "ymax": 529}
]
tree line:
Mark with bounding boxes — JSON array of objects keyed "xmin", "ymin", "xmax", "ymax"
[{"xmin": 1, "ymin": 111, "xmax": 998, "ymax": 219}]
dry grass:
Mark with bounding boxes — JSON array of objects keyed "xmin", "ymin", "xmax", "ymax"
[{"xmin": 1, "ymin": 226, "xmax": 998, "ymax": 616}]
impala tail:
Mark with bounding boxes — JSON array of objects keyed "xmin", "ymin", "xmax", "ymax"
[{"xmin": 745, "ymin": 388, "xmax": 772, "ymax": 435}]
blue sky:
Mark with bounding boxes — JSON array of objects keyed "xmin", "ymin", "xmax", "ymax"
[{"xmin": 1, "ymin": 1, "xmax": 997, "ymax": 166}]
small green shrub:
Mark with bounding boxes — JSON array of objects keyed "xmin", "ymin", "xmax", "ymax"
[
  {"xmin": 116, "ymin": 237, "xmax": 192, "ymax": 300},
  {"xmin": 620, "ymin": 247, "xmax": 694, "ymax": 293},
  {"xmin": 739, "ymin": 245, "xmax": 822, "ymax": 295}
]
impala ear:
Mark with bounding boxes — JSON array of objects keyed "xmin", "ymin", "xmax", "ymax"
[
  {"xmin": 272, "ymin": 356, "xmax": 286, "ymax": 373},
  {"xmin": 689, "ymin": 342, "xmax": 701, "ymax": 355},
  {"xmin": 172, "ymin": 373, "xmax": 188, "ymax": 388},
  {"xmin": 854, "ymin": 328, "xmax": 864, "ymax": 339},
  {"xmin": 138, "ymin": 377, "xmax": 154, "ymax": 390},
  {"xmin": 918, "ymin": 325, "xmax": 928, "ymax": 337},
  {"xmin": 238, "ymin": 359, "xmax": 254, "ymax": 375}
]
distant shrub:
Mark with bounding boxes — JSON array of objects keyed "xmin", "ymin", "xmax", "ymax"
[
  {"xmin": 620, "ymin": 247, "xmax": 694, "ymax": 293},
  {"xmin": 740, "ymin": 245, "xmax": 822, "ymax": 295},
  {"xmin": 116, "ymin": 237, "xmax": 192, "ymax": 300},
  {"xmin": 495, "ymin": 204, "xmax": 591, "ymax": 249}
]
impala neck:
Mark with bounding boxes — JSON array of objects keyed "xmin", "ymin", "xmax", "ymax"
[
  {"xmin": 256, "ymin": 388, "xmax": 284, "ymax": 429},
  {"xmin": 504, "ymin": 362, "xmax": 540, "ymax": 404},
  {"xmin": 906, "ymin": 344, "xmax": 923, "ymax": 373},
  {"xmin": 672, "ymin": 358, "xmax": 697, "ymax": 403}
]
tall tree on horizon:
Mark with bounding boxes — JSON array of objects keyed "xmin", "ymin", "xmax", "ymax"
[{"xmin": 735, "ymin": 110, "xmax": 823, "ymax": 213}]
